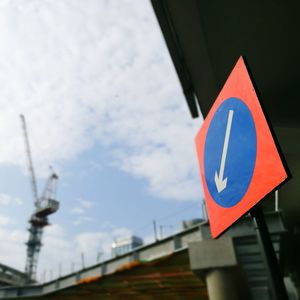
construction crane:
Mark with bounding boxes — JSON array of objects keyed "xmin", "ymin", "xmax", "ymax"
[{"xmin": 20, "ymin": 115, "xmax": 59, "ymax": 282}]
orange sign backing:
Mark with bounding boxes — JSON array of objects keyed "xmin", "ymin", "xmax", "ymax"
[{"xmin": 195, "ymin": 57, "xmax": 287, "ymax": 238}]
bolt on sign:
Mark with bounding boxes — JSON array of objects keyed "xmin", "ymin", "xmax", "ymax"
[{"xmin": 195, "ymin": 57, "xmax": 287, "ymax": 238}]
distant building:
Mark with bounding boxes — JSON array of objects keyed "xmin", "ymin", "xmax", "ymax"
[
  {"xmin": 0, "ymin": 263, "xmax": 31, "ymax": 287},
  {"xmin": 111, "ymin": 236, "xmax": 143, "ymax": 258},
  {"xmin": 182, "ymin": 218, "xmax": 205, "ymax": 230}
]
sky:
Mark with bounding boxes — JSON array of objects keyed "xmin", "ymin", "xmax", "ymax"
[{"xmin": 0, "ymin": 0, "xmax": 204, "ymax": 282}]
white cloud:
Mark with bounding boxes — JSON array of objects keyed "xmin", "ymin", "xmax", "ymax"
[
  {"xmin": 0, "ymin": 0, "xmax": 206, "ymax": 285},
  {"xmin": 39, "ymin": 223, "xmax": 132, "ymax": 281},
  {"xmin": 0, "ymin": 215, "xmax": 14, "ymax": 226},
  {"xmin": 0, "ymin": 215, "xmax": 139, "ymax": 282},
  {"xmin": 0, "ymin": 0, "xmax": 203, "ymax": 202},
  {"xmin": 71, "ymin": 207, "xmax": 85, "ymax": 215},
  {"xmin": 0, "ymin": 214, "xmax": 27, "ymax": 271},
  {"xmin": 0, "ymin": 193, "xmax": 23, "ymax": 206},
  {"xmin": 79, "ymin": 199, "xmax": 95, "ymax": 209},
  {"xmin": 74, "ymin": 226, "xmax": 132, "ymax": 263},
  {"xmin": 70, "ymin": 199, "xmax": 96, "ymax": 224},
  {"xmin": 0, "ymin": 216, "xmax": 134, "ymax": 280},
  {"xmin": 73, "ymin": 216, "xmax": 93, "ymax": 226}
]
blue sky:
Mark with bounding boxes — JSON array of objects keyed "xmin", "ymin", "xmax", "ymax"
[{"xmin": 0, "ymin": 0, "xmax": 204, "ymax": 281}]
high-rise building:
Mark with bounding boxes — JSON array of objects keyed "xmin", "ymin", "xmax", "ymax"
[{"xmin": 111, "ymin": 236, "xmax": 143, "ymax": 258}]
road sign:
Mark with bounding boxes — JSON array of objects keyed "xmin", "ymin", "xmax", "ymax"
[{"xmin": 195, "ymin": 57, "xmax": 287, "ymax": 238}]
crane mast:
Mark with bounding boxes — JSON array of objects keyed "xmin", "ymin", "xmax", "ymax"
[
  {"xmin": 20, "ymin": 115, "xmax": 59, "ymax": 282},
  {"xmin": 20, "ymin": 115, "xmax": 39, "ymax": 208}
]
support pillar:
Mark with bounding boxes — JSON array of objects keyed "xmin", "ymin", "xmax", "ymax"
[
  {"xmin": 205, "ymin": 269, "xmax": 239, "ymax": 300},
  {"xmin": 189, "ymin": 238, "xmax": 248, "ymax": 300}
]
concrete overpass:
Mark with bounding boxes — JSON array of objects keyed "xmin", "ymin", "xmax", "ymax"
[{"xmin": 0, "ymin": 212, "xmax": 295, "ymax": 299}]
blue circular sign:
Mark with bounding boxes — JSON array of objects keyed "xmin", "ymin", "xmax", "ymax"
[{"xmin": 204, "ymin": 98, "xmax": 257, "ymax": 208}]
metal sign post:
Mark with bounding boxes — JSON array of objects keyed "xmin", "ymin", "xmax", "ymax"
[{"xmin": 250, "ymin": 205, "xmax": 288, "ymax": 300}]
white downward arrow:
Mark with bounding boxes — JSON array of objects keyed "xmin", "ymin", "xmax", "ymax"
[{"xmin": 214, "ymin": 110, "xmax": 234, "ymax": 193}]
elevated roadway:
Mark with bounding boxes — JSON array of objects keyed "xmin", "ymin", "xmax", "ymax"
[{"xmin": 0, "ymin": 212, "xmax": 291, "ymax": 299}]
